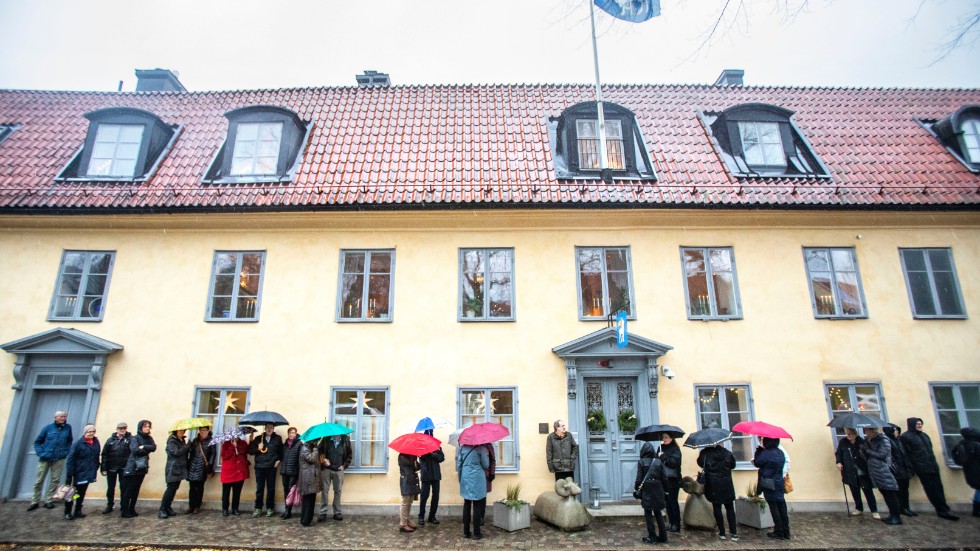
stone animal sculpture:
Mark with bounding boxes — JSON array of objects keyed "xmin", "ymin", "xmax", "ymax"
[
  {"xmin": 533, "ymin": 477, "xmax": 591, "ymax": 532},
  {"xmin": 681, "ymin": 475, "xmax": 717, "ymax": 530}
]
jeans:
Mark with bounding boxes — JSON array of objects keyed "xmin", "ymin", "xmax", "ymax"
[
  {"xmin": 188, "ymin": 480, "xmax": 206, "ymax": 510},
  {"xmin": 254, "ymin": 466, "xmax": 277, "ymax": 510},
  {"xmin": 160, "ymin": 480, "xmax": 181, "ymax": 512},
  {"xmin": 33, "ymin": 459, "xmax": 65, "ymax": 504},
  {"xmin": 319, "ymin": 469, "xmax": 344, "ymax": 515},
  {"xmin": 462, "ymin": 498, "xmax": 486, "ymax": 537},
  {"xmin": 104, "ymin": 470, "xmax": 121, "ymax": 506},
  {"xmin": 222, "ymin": 480, "xmax": 244, "ymax": 512},
  {"xmin": 643, "ymin": 507, "xmax": 666, "ymax": 540},
  {"xmin": 120, "ymin": 473, "xmax": 145, "ymax": 515},
  {"xmin": 419, "ymin": 479, "xmax": 440, "ymax": 520},
  {"xmin": 712, "ymin": 501, "xmax": 737, "ymax": 536}
]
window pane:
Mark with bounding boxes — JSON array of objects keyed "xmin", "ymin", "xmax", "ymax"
[
  {"xmin": 367, "ymin": 274, "xmax": 390, "ymax": 319},
  {"xmin": 698, "ymin": 388, "xmax": 721, "ymax": 413},
  {"xmin": 370, "ymin": 252, "xmax": 392, "ymax": 273},
  {"xmin": 961, "ymin": 386, "xmax": 980, "ymax": 409},
  {"xmin": 927, "ymin": 249, "xmax": 952, "ymax": 271},
  {"xmin": 937, "ymin": 410, "xmax": 961, "ymax": 434},
  {"xmin": 197, "ymin": 390, "xmax": 222, "ymax": 415},
  {"xmin": 712, "ymin": 271, "xmax": 737, "ymax": 316},
  {"xmin": 340, "ymin": 274, "xmax": 364, "ymax": 318},
  {"xmin": 934, "ymin": 271, "xmax": 964, "ymax": 315},
  {"xmin": 461, "ymin": 390, "xmax": 484, "ymax": 415},
  {"xmin": 831, "ymin": 249, "xmax": 855, "ymax": 271},
  {"xmin": 908, "ymin": 272, "xmax": 937, "ymax": 316},
  {"xmin": 606, "ymin": 271, "xmax": 630, "ymax": 313},
  {"xmin": 933, "ymin": 386, "xmax": 955, "ymax": 410},
  {"xmin": 211, "ymin": 297, "xmax": 232, "ymax": 318},
  {"xmin": 836, "ymin": 272, "xmax": 864, "ymax": 316},
  {"xmin": 902, "ymin": 249, "xmax": 926, "ymax": 271},
  {"xmin": 725, "ymin": 388, "xmax": 749, "ymax": 412},
  {"xmin": 216, "ymin": 253, "xmax": 238, "ymax": 274},
  {"xmin": 805, "ymin": 249, "xmax": 830, "ymax": 271},
  {"xmin": 236, "ymin": 297, "xmax": 257, "ymax": 319},
  {"xmin": 461, "ymin": 271, "xmax": 484, "ymax": 318},
  {"xmin": 605, "ymin": 248, "xmax": 628, "ymax": 271},
  {"xmin": 490, "ymin": 390, "xmax": 513, "ymax": 415},
  {"xmin": 487, "ymin": 274, "xmax": 512, "ymax": 318},
  {"xmin": 344, "ymin": 252, "xmax": 365, "ymax": 273},
  {"xmin": 83, "ymin": 275, "xmax": 107, "ymax": 296},
  {"xmin": 828, "ymin": 386, "xmax": 853, "ymax": 412},
  {"xmin": 224, "ymin": 390, "xmax": 247, "ymax": 414},
  {"xmin": 854, "ymin": 385, "xmax": 881, "ymax": 415}
]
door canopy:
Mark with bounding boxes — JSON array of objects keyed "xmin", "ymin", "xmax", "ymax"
[
  {"xmin": 2, "ymin": 327, "xmax": 123, "ymax": 390},
  {"xmin": 552, "ymin": 327, "xmax": 672, "ymax": 398}
]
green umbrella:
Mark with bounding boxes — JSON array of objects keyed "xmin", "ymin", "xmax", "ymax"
[{"xmin": 301, "ymin": 422, "xmax": 353, "ymax": 443}]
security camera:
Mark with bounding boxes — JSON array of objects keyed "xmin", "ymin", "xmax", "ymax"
[{"xmin": 662, "ymin": 366, "xmax": 675, "ymax": 380}]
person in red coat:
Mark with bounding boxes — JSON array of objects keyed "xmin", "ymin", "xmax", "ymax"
[{"xmin": 220, "ymin": 434, "xmax": 250, "ymax": 516}]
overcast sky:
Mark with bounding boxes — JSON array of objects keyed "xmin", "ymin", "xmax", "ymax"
[{"xmin": 0, "ymin": 0, "xmax": 978, "ymax": 92}]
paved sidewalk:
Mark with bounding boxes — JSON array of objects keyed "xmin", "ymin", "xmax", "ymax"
[{"xmin": 0, "ymin": 501, "xmax": 977, "ymax": 550}]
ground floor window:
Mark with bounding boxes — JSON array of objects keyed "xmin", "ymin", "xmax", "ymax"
[
  {"xmin": 193, "ymin": 387, "xmax": 250, "ymax": 469},
  {"xmin": 459, "ymin": 387, "xmax": 518, "ymax": 471},
  {"xmin": 825, "ymin": 382, "xmax": 886, "ymax": 444},
  {"xmin": 929, "ymin": 382, "xmax": 980, "ymax": 465},
  {"xmin": 694, "ymin": 384, "xmax": 754, "ymax": 465},
  {"xmin": 331, "ymin": 387, "xmax": 389, "ymax": 472}
]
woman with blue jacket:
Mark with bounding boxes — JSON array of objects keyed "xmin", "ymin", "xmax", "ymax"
[
  {"xmin": 753, "ymin": 437, "xmax": 789, "ymax": 539},
  {"xmin": 456, "ymin": 443, "xmax": 490, "ymax": 540},
  {"xmin": 64, "ymin": 424, "xmax": 100, "ymax": 520}
]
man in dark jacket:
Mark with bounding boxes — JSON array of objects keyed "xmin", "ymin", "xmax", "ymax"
[
  {"xmin": 951, "ymin": 427, "xmax": 980, "ymax": 517},
  {"xmin": 28, "ymin": 410, "xmax": 73, "ymax": 511},
  {"xmin": 248, "ymin": 423, "xmax": 284, "ymax": 517},
  {"xmin": 418, "ymin": 432, "xmax": 445, "ymax": 526},
  {"xmin": 318, "ymin": 434, "xmax": 352, "ymax": 521},
  {"xmin": 546, "ymin": 419, "xmax": 578, "ymax": 481},
  {"xmin": 99, "ymin": 422, "xmax": 131, "ymax": 514},
  {"xmin": 883, "ymin": 423, "xmax": 916, "ymax": 516},
  {"xmin": 900, "ymin": 417, "xmax": 959, "ymax": 520}
]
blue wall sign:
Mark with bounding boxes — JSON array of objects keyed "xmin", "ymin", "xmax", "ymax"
[{"xmin": 616, "ymin": 311, "xmax": 628, "ymax": 348}]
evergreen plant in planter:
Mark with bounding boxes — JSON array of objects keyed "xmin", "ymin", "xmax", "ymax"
[
  {"xmin": 735, "ymin": 482, "xmax": 774, "ymax": 529},
  {"xmin": 493, "ymin": 483, "xmax": 531, "ymax": 532}
]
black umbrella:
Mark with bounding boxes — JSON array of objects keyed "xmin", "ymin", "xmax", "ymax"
[
  {"xmin": 635, "ymin": 423, "xmax": 686, "ymax": 441},
  {"xmin": 827, "ymin": 412, "xmax": 887, "ymax": 429},
  {"xmin": 239, "ymin": 410, "xmax": 289, "ymax": 426},
  {"xmin": 683, "ymin": 427, "xmax": 732, "ymax": 449}
]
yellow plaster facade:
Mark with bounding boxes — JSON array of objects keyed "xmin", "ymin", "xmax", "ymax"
[{"xmin": 1, "ymin": 208, "xmax": 978, "ymax": 508}]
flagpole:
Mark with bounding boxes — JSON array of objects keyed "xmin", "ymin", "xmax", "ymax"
[{"xmin": 588, "ymin": 0, "xmax": 609, "ymax": 174}]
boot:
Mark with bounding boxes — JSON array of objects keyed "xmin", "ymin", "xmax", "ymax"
[
  {"xmin": 418, "ymin": 516, "xmax": 425, "ymax": 526},
  {"xmin": 901, "ymin": 508, "xmax": 917, "ymax": 517},
  {"xmin": 102, "ymin": 503, "xmax": 114, "ymax": 514},
  {"xmin": 158, "ymin": 510, "xmax": 169, "ymax": 519},
  {"xmin": 884, "ymin": 515, "xmax": 903, "ymax": 525},
  {"xmin": 223, "ymin": 509, "xmax": 229, "ymax": 517},
  {"xmin": 73, "ymin": 504, "xmax": 86, "ymax": 518},
  {"xmin": 281, "ymin": 506, "xmax": 292, "ymax": 519}
]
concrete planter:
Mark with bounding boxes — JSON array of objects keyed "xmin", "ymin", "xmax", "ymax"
[
  {"xmin": 493, "ymin": 500, "xmax": 531, "ymax": 532},
  {"xmin": 735, "ymin": 497, "xmax": 774, "ymax": 529}
]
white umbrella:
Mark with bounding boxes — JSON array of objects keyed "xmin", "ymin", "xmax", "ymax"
[{"xmin": 447, "ymin": 428, "xmax": 463, "ymax": 447}]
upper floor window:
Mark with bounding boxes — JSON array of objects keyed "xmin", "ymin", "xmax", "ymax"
[
  {"xmin": 332, "ymin": 387, "xmax": 389, "ymax": 472},
  {"xmin": 48, "ymin": 250, "xmax": 115, "ymax": 321},
  {"xmin": 920, "ymin": 105, "xmax": 980, "ymax": 172},
  {"xmin": 206, "ymin": 251, "xmax": 266, "ymax": 322},
  {"xmin": 929, "ymin": 382, "xmax": 980, "ymax": 466},
  {"xmin": 826, "ymin": 383, "xmax": 886, "ymax": 445},
  {"xmin": 681, "ymin": 246, "xmax": 742, "ymax": 320},
  {"xmin": 0, "ymin": 124, "xmax": 19, "ymax": 147},
  {"xmin": 576, "ymin": 246, "xmax": 635, "ymax": 320},
  {"xmin": 459, "ymin": 387, "xmax": 518, "ymax": 471},
  {"xmin": 459, "ymin": 248, "xmax": 515, "ymax": 321},
  {"xmin": 338, "ymin": 250, "xmax": 394, "ymax": 322},
  {"xmin": 702, "ymin": 103, "xmax": 829, "ymax": 178},
  {"xmin": 899, "ymin": 248, "xmax": 966, "ymax": 319},
  {"xmin": 547, "ymin": 101, "xmax": 656, "ymax": 180},
  {"xmin": 803, "ymin": 247, "xmax": 867, "ymax": 319},
  {"xmin": 695, "ymin": 384, "xmax": 755, "ymax": 466},
  {"xmin": 203, "ymin": 105, "xmax": 309, "ymax": 183},
  {"xmin": 56, "ymin": 108, "xmax": 178, "ymax": 182}
]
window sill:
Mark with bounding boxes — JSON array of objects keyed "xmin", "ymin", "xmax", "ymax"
[
  {"xmin": 205, "ymin": 318, "xmax": 260, "ymax": 323},
  {"xmin": 814, "ymin": 316, "xmax": 868, "ymax": 321},
  {"xmin": 459, "ymin": 317, "xmax": 516, "ymax": 323},
  {"xmin": 687, "ymin": 316, "xmax": 742, "ymax": 322},
  {"xmin": 336, "ymin": 318, "xmax": 393, "ymax": 323},
  {"xmin": 47, "ymin": 317, "xmax": 102, "ymax": 323},
  {"xmin": 912, "ymin": 315, "xmax": 968, "ymax": 320}
]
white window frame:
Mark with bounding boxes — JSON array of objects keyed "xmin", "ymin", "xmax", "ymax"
[
  {"xmin": 230, "ymin": 121, "xmax": 283, "ymax": 176},
  {"xmin": 960, "ymin": 118, "xmax": 980, "ymax": 163},
  {"xmin": 336, "ymin": 249, "xmax": 395, "ymax": 322},
  {"xmin": 803, "ymin": 247, "xmax": 868, "ymax": 319},
  {"xmin": 192, "ymin": 386, "xmax": 250, "ymax": 471},
  {"xmin": 680, "ymin": 246, "xmax": 743, "ymax": 320},
  {"xmin": 205, "ymin": 251, "xmax": 266, "ymax": 322},
  {"xmin": 899, "ymin": 248, "xmax": 967, "ymax": 319},
  {"xmin": 458, "ymin": 386, "xmax": 519, "ymax": 472},
  {"xmin": 86, "ymin": 123, "xmax": 145, "ymax": 178},
  {"xmin": 576, "ymin": 119, "xmax": 626, "ymax": 170},
  {"xmin": 929, "ymin": 382, "xmax": 980, "ymax": 466},
  {"xmin": 47, "ymin": 250, "xmax": 116, "ymax": 322},
  {"xmin": 458, "ymin": 248, "xmax": 516, "ymax": 321},
  {"xmin": 824, "ymin": 382, "xmax": 887, "ymax": 445},
  {"xmin": 575, "ymin": 246, "xmax": 635, "ymax": 321},
  {"xmin": 693, "ymin": 384, "xmax": 756, "ymax": 467},
  {"xmin": 330, "ymin": 387, "xmax": 390, "ymax": 472},
  {"xmin": 738, "ymin": 121, "xmax": 786, "ymax": 168}
]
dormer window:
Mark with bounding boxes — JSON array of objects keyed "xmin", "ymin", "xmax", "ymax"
[
  {"xmin": 0, "ymin": 124, "xmax": 19, "ymax": 147},
  {"xmin": 55, "ymin": 108, "xmax": 178, "ymax": 182},
  {"xmin": 921, "ymin": 105, "xmax": 980, "ymax": 172},
  {"xmin": 701, "ymin": 103, "xmax": 829, "ymax": 178},
  {"xmin": 547, "ymin": 101, "xmax": 656, "ymax": 180},
  {"xmin": 203, "ymin": 105, "xmax": 310, "ymax": 183}
]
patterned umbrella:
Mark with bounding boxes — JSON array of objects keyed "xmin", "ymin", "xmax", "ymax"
[
  {"xmin": 168, "ymin": 417, "xmax": 212, "ymax": 432},
  {"xmin": 208, "ymin": 425, "xmax": 254, "ymax": 446}
]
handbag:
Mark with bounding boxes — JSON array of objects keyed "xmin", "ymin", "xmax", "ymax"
[
  {"xmin": 758, "ymin": 477, "xmax": 776, "ymax": 492},
  {"xmin": 51, "ymin": 484, "xmax": 75, "ymax": 502},
  {"xmin": 285, "ymin": 484, "xmax": 301, "ymax": 507},
  {"xmin": 783, "ymin": 474, "xmax": 793, "ymax": 493},
  {"xmin": 133, "ymin": 455, "xmax": 149, "ymax": 472}
]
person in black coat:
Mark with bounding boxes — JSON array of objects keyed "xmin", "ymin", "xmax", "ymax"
[
  {"xmin": 658, "ymin": 433, "xmax": 683, "ymax": 532},
  {"xmin": 279, "ymin": 427, "xmax": 302, "ymax": 519},
  {"xmin": 835, "ymin": 428, "xmax": 878, "ymax": 517},
  {"xmin": 883, "ymin": 423, "xmax": 917, "ymax": 517},
  {"xmin": 951, "ymin": 427, "xmax": 980, "ymax": 517},
  {"xmin": 900, "ymin": 417, "xmax": 959, "ymax": 520},
  {"xmin": 634, "ymin": 442, "xmax": 667, "ymax": 544},
  {"xmin": 64, "ymin": 424, "xmax": 100, "ymax": 520},
  {"xmin": 862, "ymin": 428, "xmax": 902, "ymax": 525},
  {"xmin": 159, "ymin": 429, "xmax": 191, "ymax": 519},
  {"xmin": 99, "ymin": 422, "xmax": 131, "ymax": 514},
  {"xmin": 418, "ymin": 431, "xmax": 445, "ymax": 526},
  {"xmin": 754, "ymin": 437, "xmax": 790, "ymax": 538},
  {"xmin": 697, "ymin": 444, "xmax": 738, "ymax": 541},
  {"xmin": 398, "ymin": 453, "xmax": 421, "ymax": 533},
  {"xmin": 120, "ymin": 420, "xmax": 156, "ymax": 518},
  {"xmin": 248, "ymin": 423, "xmax": 284, "ymax": 517},
  {"xmin": 186, "ymin": 425, "xmax": 215, "ymax": 514}
]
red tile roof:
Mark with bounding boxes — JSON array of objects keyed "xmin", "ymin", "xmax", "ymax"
[{"xmin": 0, "ymin": 84, "xmax": 978, "ymax": 211}]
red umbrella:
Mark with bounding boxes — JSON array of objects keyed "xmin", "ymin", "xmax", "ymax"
[
  {"xmin": 732, "ymin": 421, "xmax": 793, "ymax": 441},
  {"xmin": 458, "ymin": 422, "xmax": 510, "ymax": 445},
  {"xmin": 388, "ymin": 433, "xmax": 442, "ymax": 456}
]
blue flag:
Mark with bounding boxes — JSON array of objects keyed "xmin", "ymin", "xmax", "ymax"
[{"xmin": 594, "ymin": 0, "xmax": 661, "ymax": 22}]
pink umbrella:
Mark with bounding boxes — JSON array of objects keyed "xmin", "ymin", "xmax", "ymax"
[
  {"xmin": 732, "ymin": 421, "xmax": 793, "ymax": 441},
  {"xmin": 388, "ymin": 433, "xmax": 442, "ymax": 456},
  {"xmin": 458, "ymin": 422, "xmax": 510, "ymax": 445}
]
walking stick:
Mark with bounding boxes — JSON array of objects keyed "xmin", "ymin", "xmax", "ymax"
[{"xmin": 841, "ymin": 482, "xmax": 851, "ymax": 515}]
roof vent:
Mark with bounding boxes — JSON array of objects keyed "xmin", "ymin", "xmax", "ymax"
[
  {"xmin": 356, "ymin": 70, "xmax": 391, "ymax": 87},
  {"xmin": 713, "ymin": 69, "xmax": 744, "ymax": 87},
  {"xmin": 134, "ymin": 69, "xmax": 187, "ymax": 92}
]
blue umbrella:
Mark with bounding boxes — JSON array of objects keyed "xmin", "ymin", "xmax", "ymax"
[
  {"xmin": 414, "ymin": 416, "xmax": 453, "ymax": 432},
  {"xmin": 301, "ymin": 422, "xmax": 353, "ymax": 443}
]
